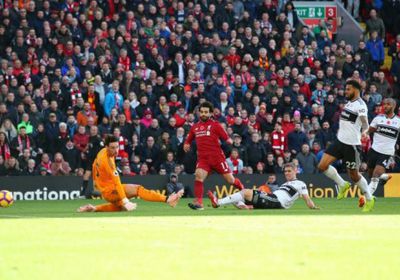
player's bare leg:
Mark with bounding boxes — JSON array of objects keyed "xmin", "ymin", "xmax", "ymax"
[
  {"xmin": 368, "ymin": 165, "xmax": 385, "ymax": 196},
  {"xmin": 188, "ymin": 168, "xmax": 208, "ymax": 210},
  {"xmin": 347, "ymin": 169, "xmax": 374, "ymax": 212},
  {"xmin": 77, "ymin": 184, "xmax": 183, "ymax": 212},
  {"xmin": 359, "ymin": 165, "xmax": 391, "ymax": 207},
  {"xmin": 208, "ymin": 189, "xmax": 253, "ymax": 209},
  {"xmin": 222, "ymin": 173, "xmax": 245, "ymax": 190},
  {"xmin": 318, "ymin": 153, "xmax": 350, "ymax": 199},
  {"xmin": 124, "ymin": 184, "xmax": 183, "ymax": 207}
]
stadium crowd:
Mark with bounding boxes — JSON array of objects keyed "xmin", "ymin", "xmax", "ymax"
[{"xmin": 0, "ymin": 0, "xmax": 400, "ymax": 177}]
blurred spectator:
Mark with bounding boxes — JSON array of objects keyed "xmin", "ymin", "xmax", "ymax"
[
  {"xmin": 315, "ymin": 121, "xmax": 335, "ymax": 149},
  {"xmin": 77, "ymin": 102, "xmax": 98, "ymax": 126},
  {"xmin": 5, "ymin": 156, "xmax": 21, "ymax": 176},
  {"xmin": 247, "ymin": 132, "xmax": 267, "ymax": 170},
  {"xmin": 0, "ymin": 118, "xmax": 17, "ymax": 142},
  {"xmin": 38, "ymin": 153, "xmax": 52, "ymax": 174},
  {"xmin": 391, "ymin": 52, "xmax": 400, "ymax": 97},
  {"xmin": 62, "ymin": 139, "xmax": 80, "ymax": 174},
  {"xmin": 121, "ymin": 165, "xmax": 136, "ymax": 176},
  {"xmin": 39, "ymin": 166, "xmax": 50, "ymax": 176},
  {"xmin": 166, "ymin": 173, "xmax": 185, "ymax": 196},
  {"xmin": 365, "ymin": 9, "xmax": 385, "ymax": 40},
  {"xmin": 104, "ymin": 81, "xmax": 123, "ymax": 117},
  {"xmin": 287, "ymin": 122, "xmax": 309, "ymax": 155},
  {"xmin": 376, "ymin": 71, "xmax": 392, "ymax": 99},
  {"xmin": 296, "ymin": 143, "xmax": 318, "ymax": 174},
  {"xmin": 0, "ymin": 131, "xmax": 11, "ymax": 160},
  {"xmin": 22, "ymin": 159, "xmax": 38, "ymax": 176},
  {"xmin": 11, "ymin": 125, "xmax": 35, "ymax": 157},
  {"xmin": 271, "ymin": 122, "xmax": 285, "ymax": 157},
  {"xmin": 50, "ymin": 152, "xmax": 71, "ymax": 176},
  {"xmin": 159, "ymin": 151, "xmax": 176, "ymax": 175},
  {"xmin": 17, "ymin": 148, "xmax": 31, "ymax": 170},
  {"xmin": 17, "ymin": 113, "xmax": 34, "ymax": 134},
  {"xmin": 140, "ymin": 136, "xmax": 161, "ymax": 172},
  {"xmin": 366, "ymin": 31, "xmax": 385, "ymax": 73},
  {"xmin": 267, "ymin": 174, "xmax": 279, "ymax": 192},
  {"xmin": 226, "ymin": 148, "xmax": 244, "ymax": 174},
  {"xmin": 0, "ymin": 155, "xmax": 6, "ymax": 176}
]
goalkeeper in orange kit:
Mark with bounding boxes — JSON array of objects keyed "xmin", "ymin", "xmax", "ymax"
[{"xmin": 78, "ymin": 135, "xmax": 183, "ymax": 212}]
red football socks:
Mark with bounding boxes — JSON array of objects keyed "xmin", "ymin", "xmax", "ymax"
[
  {"xmin": 234, "ymin": 178, "xmax": 244, "ymax": 190},
  {"xmin": 194, "ymin": 180, "xmax": 204, "ymax": 205}
]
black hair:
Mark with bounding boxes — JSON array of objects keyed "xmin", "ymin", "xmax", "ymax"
[
  {"xmin": 104, "ymin": 135, "xmax": 119, "ymax": 146},
  {"xmin": 199, "ymin": 101, "xmax": 214, "ymax": 112},
  {"xmin": 345, "ymin": 80, "xmax": 361, "ymax": 91}
]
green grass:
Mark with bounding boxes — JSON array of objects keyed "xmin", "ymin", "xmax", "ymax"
[{"xmin": 1, "ymin": 198, "xmax": 400, "ymax": 280}]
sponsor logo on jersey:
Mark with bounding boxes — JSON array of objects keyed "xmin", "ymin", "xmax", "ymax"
[
  {"xmin": 279, "ymin": 184, "xmax": 298, "ymax": 197},
  {"xmin": 340, "ymin": 108, "xmax": 358, "ymax": 123},
  {"xmin": 376, "ymin": 124, "xmax": 399, "ymax": 139}
]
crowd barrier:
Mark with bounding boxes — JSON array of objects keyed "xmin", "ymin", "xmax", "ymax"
[{"xmin": 1, "ymin": 173, "xmax": 398, "ymax": 201}]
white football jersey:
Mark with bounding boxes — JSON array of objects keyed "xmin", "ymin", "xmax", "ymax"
[
  {"xmin": 337, "ymin": 98, "xmax": 368, "ymax": 145},
  {"xmin": 370, "ymin": 114, "xmax": 400, "ymax": 155},
  {"xmin": 274, "ymin": 180, "xmax": 308, "ymax": 209}
]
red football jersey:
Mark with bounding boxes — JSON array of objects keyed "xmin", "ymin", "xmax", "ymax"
[{"xmin": 184, "ymin": 119, "xmax": 228, "ymax": 159}]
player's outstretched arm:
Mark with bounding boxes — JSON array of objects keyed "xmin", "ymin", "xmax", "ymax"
[
  {"xmin": 360, "ymin": 115, "xmax": 370, "ymax": 139},
  {"xmin": 367, "ymin": 126, "xmax": 377, "ymax": 135},
  {"xmin": 302, "ymin": 194, "xmax": 320, "ymax": 210},
  {"xmin": 183, "ymin": 127, "xmax": 195, "ymax": 152}
]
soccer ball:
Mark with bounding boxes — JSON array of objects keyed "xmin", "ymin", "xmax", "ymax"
[{"xmin": 0, "ymin": 190, "xmax": 14, "ymax": 208}]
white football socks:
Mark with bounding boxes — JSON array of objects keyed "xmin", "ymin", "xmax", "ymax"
[
  {"xmin": 368, "ymin": 177, "xmax": 379, "ymax": 195},
  {"xmin": 380, "ymin": 173, "xmax": 390, "ymax": 181},
  {"xmin": 218, "ymin": 191, "xmax": 245, "ymax": 206},
  {"xmin": 323, "ymin": 165, "xmax": 346, "ymax": 187},
  {"xmin": 357, "ymin": 176, "xmax": 372, "ymax": 200}
]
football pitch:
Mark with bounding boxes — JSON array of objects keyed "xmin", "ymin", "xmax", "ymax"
[{"xmin": 1, "ymin": 198, "xmax": 400, "ymax": 280}]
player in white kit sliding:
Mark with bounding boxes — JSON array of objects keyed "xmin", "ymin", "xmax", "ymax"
[
  {"xmin": 359, "ymin": 98, "xmax": 399, "ymax": 207},
  {"xmin": 207, "ymin": 163, "xmax": 319, "ymax": 210},
  {"xmin": 318, "ymin": 80, "xmax": 375, "ymax": 212}
]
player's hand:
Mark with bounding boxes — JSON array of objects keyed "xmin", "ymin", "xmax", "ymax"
[
  {"xmin": 123, "ymin": 201, "xmax": 137, "ymax": 211},
  {"xmin": 361, "ymin": 132, "xmax": 368, "ymax": 140},
  {"xmin": 183, "ymin": 143, "xmax": 190, "ymax": 152}
]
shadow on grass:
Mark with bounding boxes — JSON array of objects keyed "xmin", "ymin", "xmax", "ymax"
[{"xmin": 1, "ymin": 198, "xmax": 400, "ymax": 219}]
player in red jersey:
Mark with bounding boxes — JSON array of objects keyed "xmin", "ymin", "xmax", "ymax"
[{"xmin": 184, "ymin": 101, "xmax": 244, "ymax": 210}]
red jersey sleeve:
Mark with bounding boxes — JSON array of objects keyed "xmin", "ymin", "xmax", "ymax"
[
  {"xmin": 215, "ymin": 122, "xmax": 229, "ymax": 142},
  {"xmin": 184, "ymin": 125, "xmax": 195, "ymax": 145}
]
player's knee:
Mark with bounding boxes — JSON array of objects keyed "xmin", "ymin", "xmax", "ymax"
[
  {"xmin": 349, "ymin": 172, "xmax": 360, "ymax": 182},
  {"xmin": 317, "ymin": 162, "xmax": 327, "ymax": 172},
  {"xmin": 242, "ymin": 189, "xmax": 251, "ymax": 200},
  {"xmin": 194, "ymin": 173, "xmax": 205, "ymax": 181},
  {"xmin": 194, "ymin": 175, "xmax": 202, "ymax": 182},
  {"xmin": 227, "ymin": 177, "xmax": 235, "ymax": 184}
]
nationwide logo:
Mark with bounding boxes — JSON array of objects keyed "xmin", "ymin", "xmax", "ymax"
[
  {"xmin": 377, "ymin": 126, "xmax": 397, "ymax": 135},
  {"xmin": 340, "ymin": 109, "xmax": 357, "ymax": 123},
  {"xmin": 341, "ymin": 111, "xmax": 350, "ymax": 118},
  {"xmin": 11, "ymin": 187, "xmax": 81, "ymax": 200}
]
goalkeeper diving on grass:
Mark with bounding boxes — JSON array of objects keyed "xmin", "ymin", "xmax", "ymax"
[
  {"xmin": 207, "ymin": 162, "xmax": 319, "ymax": 210},
  {"xmin": 78, "ymin": 135, "xmax": 183, "ymax": 212}
]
